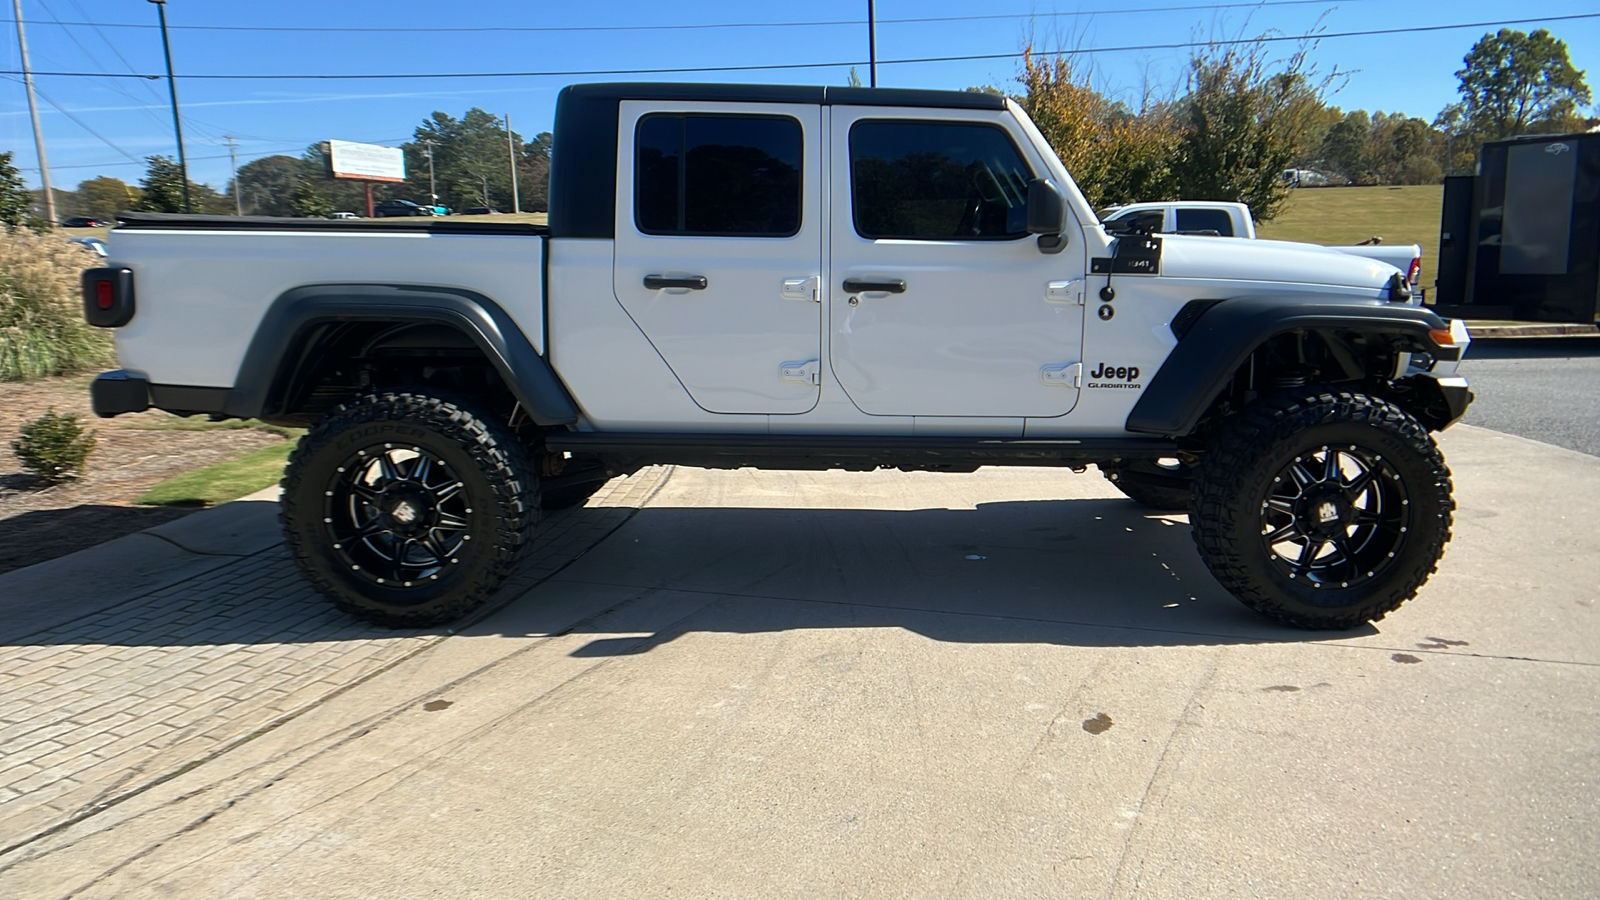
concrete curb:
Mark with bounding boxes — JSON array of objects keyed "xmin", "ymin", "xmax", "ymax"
[{"xmin": 1464, "ymin": 321, "xmax": 1599, "ymax": 339}]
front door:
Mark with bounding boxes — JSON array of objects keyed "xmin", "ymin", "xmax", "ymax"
[
  {"xmin": 613, "ymin": 101, "xmax": 823, "ymax": 415},
  {"xmin": 827, "ymin": 108, "xmax": 1086, "ymax": 418}
]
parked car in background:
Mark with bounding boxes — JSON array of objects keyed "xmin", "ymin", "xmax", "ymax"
[
  {"xmin": 327, "ymin": 212, "xmax": 360, "ymax": 220},
  {"xmin": 371, "ymin": 200, "xmax": 432, "ymax": 218},
  {"xmin": 462, "ymin": 206, "xmax": 500, "ymax": 215},
  {"xmin": 68, "ymin": 236, "xmax": 107, "ymax": 257},
  {"xmin": 61, "ymin": 216, "xmax": 108, "ymax": 228},
  {"xmin": 1099, "ymin": 200, "xmax": 1424, "ymax": 289}
]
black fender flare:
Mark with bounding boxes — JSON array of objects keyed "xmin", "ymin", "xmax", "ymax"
[
  {"xmin": 223, "ymin": 283, "xmax": 578, "ymax": 425},
  {"xmin": 1126, "ymin": 296, "xmax": 1451, "ymax": 437}
]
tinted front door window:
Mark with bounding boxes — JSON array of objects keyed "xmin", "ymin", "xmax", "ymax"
[{"xmin": 850, "ymin": 121, "xmax": 1034, "ymax": 240}]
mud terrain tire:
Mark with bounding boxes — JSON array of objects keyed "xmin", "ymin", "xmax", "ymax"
[
  {"xmin": 280, "ymin": 391, "xmax": 536, "ymax": 627},
  {"xmin": 1190, "ymin": 389, "xmax": 1453, "ymax": 630}
]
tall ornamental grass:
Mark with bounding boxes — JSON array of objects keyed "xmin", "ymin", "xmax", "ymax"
[{"xmin": 0, "ymin": 231, "xmax": 114, "ymax": 381}]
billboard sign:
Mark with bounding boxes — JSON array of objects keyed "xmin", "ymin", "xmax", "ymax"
[{"xmin": 326, "ymin": 140, "xmax": 406, "ymax": 183}]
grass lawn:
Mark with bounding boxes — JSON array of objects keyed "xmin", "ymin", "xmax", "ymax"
[
  {"xmin": 1256, "ymin": 184, "xmax": 1444, "ymax": 290},
  {"xmin": 137, "ymin": 442, "xmax": 294, "ymax": 507}
]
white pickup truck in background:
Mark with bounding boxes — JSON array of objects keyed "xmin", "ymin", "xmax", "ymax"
[{"xmin": 1100, "ymin": 200, "xmax": 1424, "ymax": 289}]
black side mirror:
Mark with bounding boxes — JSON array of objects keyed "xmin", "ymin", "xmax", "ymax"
[
  {"xmin": 1026, "ymin": 178, "xmax": 1068, "ymax": 253},
  {"xmin": 1026, "ymin": 178, "xmax": 1066, "ymax": 234}
]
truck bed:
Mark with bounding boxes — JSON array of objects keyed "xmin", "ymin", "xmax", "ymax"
[{"xmin": 105, "ymin": 213, "xmax": 549, "ymax": 389}]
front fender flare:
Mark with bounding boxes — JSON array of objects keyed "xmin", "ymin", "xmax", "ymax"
[
  {"xmin": 1126, "ymin": 296, "xmax": 1449, "ymax": 437},
  {"xmin": 224, "ymin": 283, "xmax": 577, "ymax": 425}
]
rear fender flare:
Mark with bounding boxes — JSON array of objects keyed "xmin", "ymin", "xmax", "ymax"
[{"xmin": 224, "ymin": 283, "xmax": 577, "ymax": 425}]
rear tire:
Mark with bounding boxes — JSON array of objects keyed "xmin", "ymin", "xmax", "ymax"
[
  {"xmin": 280, "ymin": 391, "xmax": 537, "ymax": 627},
  {"xmin": 1190, "ymin": 389, "xmax": 1453, "ymax": 630}
]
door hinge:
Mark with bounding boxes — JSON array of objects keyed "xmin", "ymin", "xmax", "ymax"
[
  {"xmin": 1041, "ymin": 362, "xmax": 1082, "ymax": 388},
  {"xmin": 1046, "ymin": 279, "xmax": 1085, "ymax": 305},
  {"xmin": 780, "ymin": 359, "xmax": 821, "ymax": 385},
  {"xmin": 781, "ymin": 276, "xmax": 821, "ymax": 302}
]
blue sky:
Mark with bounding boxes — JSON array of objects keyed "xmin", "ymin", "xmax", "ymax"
[{"xmin": 3, "ymin": 0, "xmax": 1597, "ymax": 192}]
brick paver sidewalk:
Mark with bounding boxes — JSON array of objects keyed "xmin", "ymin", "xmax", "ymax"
[{"xmin": 0, "ymin": 467, "xmax": 672, "ymax": 853}]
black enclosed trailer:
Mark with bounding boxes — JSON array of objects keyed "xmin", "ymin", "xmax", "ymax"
[{"xmin": 1433, "ymin": 131, "xmax": 1600, "ymax": 323}]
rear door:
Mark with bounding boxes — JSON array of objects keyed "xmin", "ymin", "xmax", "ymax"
[
  {"xmin": 827, "ymin": 108, "xmax": 1086, "ymax": 418},
  {"xmin": 613, "ymin": 102, "xmax": 823, "ymax": 415}
]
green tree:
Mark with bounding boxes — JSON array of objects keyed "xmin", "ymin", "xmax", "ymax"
[
  {"xmin": 230, "ymin": 155, "xmax": 301, "ymax": 216},
  {"xmin": 1018, "ymin": 50, "xmax": 1179, "ymax": 209},
  {"xmin": 74, "ymin": 176, "xmax": 140, "ymax": 218},
  {"xmin": 0, "ymin": 152, "xmax": 33, "ymax": 231},
  {"xmin": 135, "ymin": 155, "xmax": 189, "ymax": 213},
  {"xmin": 1320, "ymin": 110, "xmax": 1371, "ymax": 182},
  {"xmin": 288, "ymin": 180, "xmax": 334, "ymax": 218},
  {"xmin": 1168, "ymin": 42, "xmax": 1331, "ymax": 221},
  {"xmin": 1451, "ymin": 28, "xmax": 1592, "ymax": 141},
  {"xmin": 403, "ymin": 109, "xmax": 522, "ymax": 211}
]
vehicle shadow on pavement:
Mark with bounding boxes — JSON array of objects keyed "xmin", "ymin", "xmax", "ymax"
[
  {"xmin": 0, "ymin": 504, "xmax": 192, "ymax": 575},
  {"xmin": 486, "ymin": 497, "xmax": 1381, "ymax": 652},
  {"xmin": 3, "ymin": 498, "xmax": 1378, "ymax": 651}
]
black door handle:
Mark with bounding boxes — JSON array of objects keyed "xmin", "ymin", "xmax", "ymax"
[
  {"xmin": 842, "ymin": 278, "xmax": 906, "ymax": 294},
  {"xmin": 644, "ymin": 274, "xmax": 708, "ymax": 290}
]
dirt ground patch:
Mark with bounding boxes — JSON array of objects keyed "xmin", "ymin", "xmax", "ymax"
[{"xmin": 0, "ymin": 376, "xmax": 292, "ymax": 574}]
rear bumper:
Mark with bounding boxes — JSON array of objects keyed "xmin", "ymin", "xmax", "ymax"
[
  {"xmin": 91, "ymin": 370, "xmax": 232, "ymax": 419},
  {"xmin": 90, "ymin": 369, "xmax": 149, "ymax": 417}
]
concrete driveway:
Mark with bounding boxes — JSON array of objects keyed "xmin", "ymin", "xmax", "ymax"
[{"xmin": 1, "ymin": 425, "xmax": 1595, "ymax": 898}]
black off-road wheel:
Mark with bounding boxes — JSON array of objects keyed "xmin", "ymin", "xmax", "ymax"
[
  {"xmin": 1101, "ymin": 457, "xmax": 1195, "ymax": 511},
  {"xmin": 280, "ymin": 391, "xmax": 538, "ymax": 627},
  {"xmin": 1190, "ymin": 389, "xmax": 1454, "ymax": 630}
]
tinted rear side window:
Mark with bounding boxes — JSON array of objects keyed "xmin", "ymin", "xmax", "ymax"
[
  {"xmin": 635, "ymin": 114, "xmax": 802, "ymax": 237},
  {"xmin": 1175, "ymin": 208, "xmax": 1234, "ymax": 236},
  {"xmin": 850, "ymin": 121, "xmax": 1033, "ymax": 240}
]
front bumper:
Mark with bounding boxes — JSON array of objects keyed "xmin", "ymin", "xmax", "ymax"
[{"xmin": 1391, "ymin": 372, "xmax": 1473, "ymax": 431}]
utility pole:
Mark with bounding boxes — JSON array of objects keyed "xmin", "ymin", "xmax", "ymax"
[
  {"xmin": 505, "ymin": 114, "xmax": 520, "ymax": 214},
  {"xmin": 422, "ymin": 139, "xmax": 437, "ymax": 208},
  {"xmin": 224, "ymin": 135, "xmax": 241, "ymax": 215},
  {"xmin": 867, "ymin": 0, "xmax": 877, "ymax": 87},
  {"xmin": 12, "ymin": 0, "xmax": 56, "ymax": 224},
  {"xmin": 148, "ymin": 0, "xmax": 191, "ymax": 212}
]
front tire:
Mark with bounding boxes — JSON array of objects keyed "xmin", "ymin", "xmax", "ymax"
[
  {"xmin": 280, "ymin": 391, "xmax": 537, "ymax": 627},
  {"xmin": 1190, "ymin": 389, "xmax": 1453, "ymax": 630}
]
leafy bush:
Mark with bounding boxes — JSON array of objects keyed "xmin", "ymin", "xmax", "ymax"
[
  {"xmin": 11, "ymin": 408, "xmax": 97, "ymax": 484},
  {"xmin": 0, "ymin": 230, "xmax": 114, "ymax": 381}
]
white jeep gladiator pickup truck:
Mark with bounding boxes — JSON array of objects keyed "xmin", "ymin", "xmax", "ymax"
[
  {"xmin": 82, "ymin": 83, "xmax": 1473, "ymax": 630},
  {"xmin": 1099, "ymin": 200, "xmax": 1425, "ymax": 288}
]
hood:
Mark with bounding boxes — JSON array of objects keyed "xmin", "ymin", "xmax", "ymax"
[{"xmin": 1156, "ymin": 234, "xmax": 1399, "ymax": 292}]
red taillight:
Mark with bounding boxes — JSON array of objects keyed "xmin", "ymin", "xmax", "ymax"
[
  {"xmin": 95, "ymin": 279, "xmax": 114, "ymax": 310},
  {"xmin": 1407, "ymin": 257, "xmax": 1422, "ymax": 285}
]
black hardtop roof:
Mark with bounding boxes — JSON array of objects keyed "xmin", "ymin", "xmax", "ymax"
[
  {"xmin": 548, "ymin": 83, "xmax": 1012, "ymax": 239},
  {"xmin": 557, "ymin": 81, "xmax": 1009, "ymax": 111}
]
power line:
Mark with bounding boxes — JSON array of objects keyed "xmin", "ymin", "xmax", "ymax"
[
  {"xmin": 0, "ymin": 0, "xmax": 1363, "ymax": 35},
  {"xmin": 18, "ymin": 138, "xmax": 413, "ymax": 172},
  {"xmin": 2, "ymin": 12, "xmax": 1597, "ymax": 81},
  {"xmin": 1, "ymin": 75, "xmax": 143, "ymax": 163}
]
